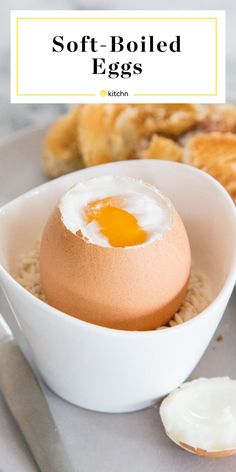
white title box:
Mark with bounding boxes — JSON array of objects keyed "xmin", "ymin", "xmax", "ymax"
[{"xmin": 11, "ymin": 10, "xmax": 225, "ymax": 103}]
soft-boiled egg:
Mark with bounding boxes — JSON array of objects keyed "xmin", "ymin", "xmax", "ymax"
[
  {"xmin": 39, "ymin": 176, "xmax": 191, "ymax": 330},
  {"xmin": 160, "ymin": 377, "xmax": 236, "ymax": 458}
]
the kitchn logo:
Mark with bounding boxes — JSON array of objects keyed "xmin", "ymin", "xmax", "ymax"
[{"xmin": 100, "ymin": 89, "xmax": 129, "ymax": 97}]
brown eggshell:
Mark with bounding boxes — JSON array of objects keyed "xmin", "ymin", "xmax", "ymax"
[
  {"xmin": 179, "ymin": 441, "xmax": 236, "ymax": 458},
  {"xmin": 39, "ymin": 207, "xmax": 191, "ymax": 330}
]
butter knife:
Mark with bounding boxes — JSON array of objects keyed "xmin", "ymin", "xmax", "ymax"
[{"xmin": 0, "ymin": 313, "xmax": 74, "ymax": 472}]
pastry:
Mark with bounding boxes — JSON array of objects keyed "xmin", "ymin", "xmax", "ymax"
[
  {"xmin": 78, "ymin": 104, "xmax": 132, "ymax": 167},
  {"xmin": 185, "ymin": 133, "xmax": 236, "ymax": 202},
  {"xmin": 78, "ymin": 104, "xmax": 198, "ymax": 167},
  {"xmin": 142, "ymin": 135, "xmax": 183, "ymax": 161},
  {"xmin": 42, "ymin": 107, "xmax": 82, "ymax": 178},
  {"xmin": 115, "ymin": 104, "xmax": 199, "ymax": 141},
  {"xmin": 200, "ymin": 104, "xmax": 236, "ymax": 133},
  {"xmin": 41, "ymin": 104, "xmax": 236, "ymax": 203}
]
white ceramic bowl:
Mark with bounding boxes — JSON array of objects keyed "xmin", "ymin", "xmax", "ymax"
[{"xmin": 0, "ymin": 160, "xmax": 235, "ymax": 413}]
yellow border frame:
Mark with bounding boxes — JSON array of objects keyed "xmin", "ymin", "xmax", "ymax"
[{"xmin": 15, "ymin": 17, "xmax": 218, "ymax": 97}]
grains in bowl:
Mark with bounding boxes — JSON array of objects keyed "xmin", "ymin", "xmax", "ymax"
[
  {"xmin": 16, "ymin": 242, "xmax": 46, "ymax": 302},
  {"xmin": 169, "ymin": 270, "xmax": 210, "ymax": 327},
  {"xmin": 16, "ymin": 243, "xmax": 210, "ymax": 328}
]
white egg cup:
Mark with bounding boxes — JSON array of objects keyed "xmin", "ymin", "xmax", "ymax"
[{"xmin": 0, "ymin": 160, "xmax": 235, "ymax": 413}]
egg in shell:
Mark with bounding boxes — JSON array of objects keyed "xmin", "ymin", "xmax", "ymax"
[{"xmin": 39, "ymin": 176, "xmax": 191, "ymax": 330}]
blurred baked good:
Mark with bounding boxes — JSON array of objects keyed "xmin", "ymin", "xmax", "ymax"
[
  {"xmin": 142, "ymin": 135, "xmax": 183, "ymax": 161},
  {"xmin": 200, "ymin": 105, "xmax": 236, "ymax": 133},
  {"xmin": 43, "ymin": 104, "xmax": 200, "ymax": 174},
  {"xmin": 185, "ymin": 133, "xmax": 236, "ymax": 202},
  {"xmin": 115, "ymin": 104, "xmax": 199, "ymax": 140},
  {"xmin": 41, "ymin": 103, "xmax": 236, "ymax": 203},
  {"xmin": 42, "ymin": 107, "xmax": 82, "ymax": 178},
  {"xmin": 79, "ymin": 104, "xmax": 198, "ymax": 167},
  {"xmin": 139, "ymin": 104, "xmax": 199, "ymax": 138},
  {"xmin": 78, "ymin": 104, "xmax": 132, "ymax": 167}
]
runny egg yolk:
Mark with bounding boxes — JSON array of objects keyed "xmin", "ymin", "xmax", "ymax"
[{"xmin": 84, "ymin": 196, "xmax": 148, "ymax": 247}]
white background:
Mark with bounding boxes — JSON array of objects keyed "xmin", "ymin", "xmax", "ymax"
[{"xmin": 11, "ymin": 10, "xmax": 225, "ymax": 103}]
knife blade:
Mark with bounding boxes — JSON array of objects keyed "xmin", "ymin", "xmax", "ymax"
[{"xmin": 0, "ymin": 313, "xmax": 74, "ymax": 472}]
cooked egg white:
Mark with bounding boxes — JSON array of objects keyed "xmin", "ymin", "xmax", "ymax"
[
  {"xmin": 59, "ymin": 176, "xmax": 173, "ymax": 248},
  {"xmin": 160, "ymin": 377, "xmax": 236, "ymax": 457}
]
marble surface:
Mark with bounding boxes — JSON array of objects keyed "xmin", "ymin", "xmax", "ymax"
[{"xmin": 0, "ymin": 0, "xmax": 236, "ymax": 140}]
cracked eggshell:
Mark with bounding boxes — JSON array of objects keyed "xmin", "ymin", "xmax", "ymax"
[
  {"xmin": 39, "ymin": 206, "xmax": 191, "ymax": 331},
  {"xmin": 160, "ymin": 377, "xmax": 236, "ymax": 458}
]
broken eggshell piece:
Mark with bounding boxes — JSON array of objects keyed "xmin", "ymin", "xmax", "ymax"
[{"xmin": 160, "ymin": 377, "xmax": 236, "ymax": 457}]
